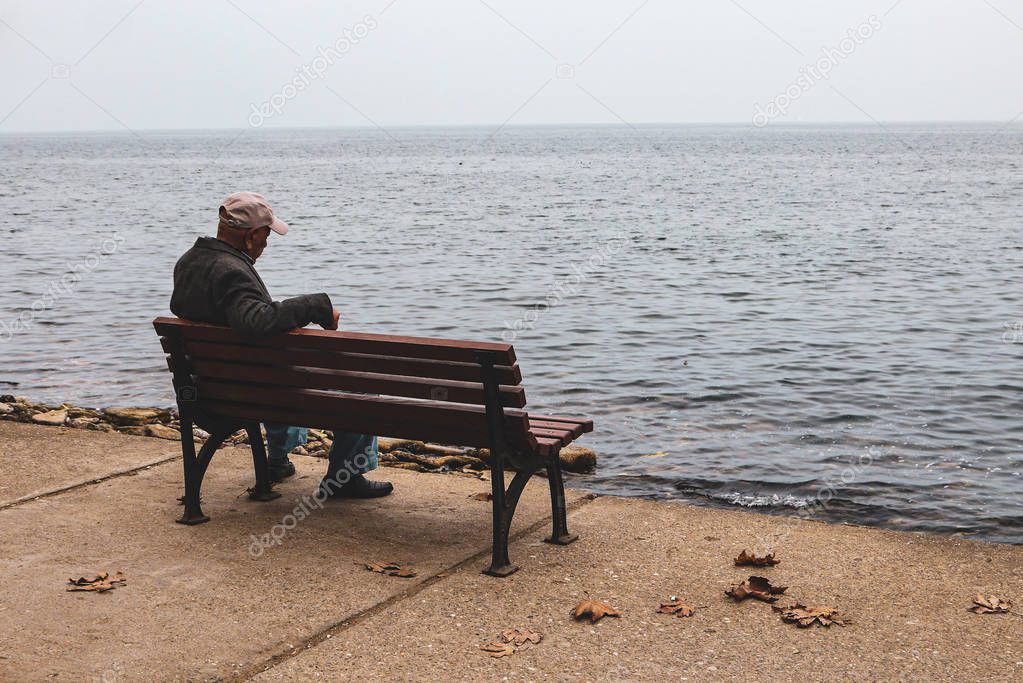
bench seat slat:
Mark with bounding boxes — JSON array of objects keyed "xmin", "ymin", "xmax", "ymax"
[
  {"xmin": 533, "ymin": 437, "xmax": 562, "ymax": 456},
  {"xmin": 528, "ymin": 427, "xmax": 575, "ymax": 445},
  {"xmin": 161, "ymin": 338, "xmax": 523, "ymax": 385},
  {"xmin": 532, "ymin": 414, "xmax": 594, "ymax": 433},
  {"xmin": 155, "ymin": 317, "xmax": 515, "ymax": 365},
  {"xmin": 528, "ymin": 419, "xmax": 583, "ymax": 438},
  {"xmin": 171, "ymin": 358, "xmax": 527, "ymax": 408}
]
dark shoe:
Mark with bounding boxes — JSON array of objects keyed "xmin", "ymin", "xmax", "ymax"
[
  {"xmin": 321, "ymin": 473, "xmax": 393, "ymax": 499},
  {"xmin": 268, "ymin": 459, "xmax": 296, "ymax": 482}
]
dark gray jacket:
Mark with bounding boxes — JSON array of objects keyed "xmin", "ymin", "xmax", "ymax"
[{"xmin": 170, "ymin": 236, "xmax": 333, "ymax": 340}]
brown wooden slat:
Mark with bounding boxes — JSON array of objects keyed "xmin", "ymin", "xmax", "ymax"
[
  {"xmin": 160, "ymin": 338, "xmax": 523, "ymax": 386},
  {"xmin": 198, "ymin": 380, "xmax": 533, "ymax": 444},
  {"xmin": 154, "ymin": 317, "xmax": 515, "ymax": 365},
  {"xmin": 203, "ymin": 400, "xmax": 509, "ymax": 450},
  {"xmin": 533, "ymin": 437, "xmax": 561, "ymax": 457},
  {"xmin": 170, "ymin": 358, "xmax": 526, "ymax": 408},
  {"xmin": 528, "ymin": 427, "xmax": 574, "ymax": 445},
  {"xmin": 529, "ymin": 419, "xmax": 583, "ymax": 438},
  {"xmin": 535, "ymin": 414, "xmax": 593, "ymax": 433}
]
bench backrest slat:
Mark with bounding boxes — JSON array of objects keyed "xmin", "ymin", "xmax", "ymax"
[
  {"xmin": 159, "ymin": 338, "xmax": 522, "ymax": 385},
  {"xmin": 205, "ymin": 400, "xmax": 510, "ymax": 449},
  {"xmin": 199, "ymin": 381, "xmax": 532, "ymax": 450},
  {"xmin": 154, "ymin": 317, "xmax": 515, "ymax": 365},
  {"xmin": 167, "ymin": 358, "xmax": 527, "ymax": 408}
]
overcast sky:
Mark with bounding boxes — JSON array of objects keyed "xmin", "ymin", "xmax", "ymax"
[{"xmin": 1, "ymin": 0, "xmax": 1022, "ymax": 132}]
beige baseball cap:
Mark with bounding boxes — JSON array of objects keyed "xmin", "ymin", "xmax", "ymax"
[{"xmin": 219, "ymin": 191, "xmax": 289, "ymax": 235}]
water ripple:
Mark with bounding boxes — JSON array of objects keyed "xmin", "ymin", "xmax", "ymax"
[{"xmin": 1, "ymin": 124, "xmax": 1021, "ymax": 542}]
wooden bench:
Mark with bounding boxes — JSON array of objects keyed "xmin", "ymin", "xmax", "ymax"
[{"xmin": 153, "ymin": 316, "xmax": 593, "ymax": 576}]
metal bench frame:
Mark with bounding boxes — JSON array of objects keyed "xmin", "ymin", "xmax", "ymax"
[{"xmin": 156, "ymin": 319, "xmax": 589, "ymax": 577}]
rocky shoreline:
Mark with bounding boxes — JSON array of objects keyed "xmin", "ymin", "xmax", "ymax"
[{"xmin": 0, "ymin": 395, "xmax": 596, "ymax": 474}]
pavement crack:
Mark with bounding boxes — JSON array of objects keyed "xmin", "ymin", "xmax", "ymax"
[
  {"xmin": 0, "ymin": 453, "xmax": 181, "ymax": 511},
  {"xmin": 224, "ymin": 492, "xmax": 598, "ymax": 682}
]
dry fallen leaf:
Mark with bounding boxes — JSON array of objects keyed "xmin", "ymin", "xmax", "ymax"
[
  {"xmin": 501, "ymin": 628, "xmax": 543, "ymax": 647},
  {"xmin": 658, "ymin": 597, "xmax": 696, "ymax": 618},
  {"xmin": 480, "ymin": 628, "xmax": 543, "ymax": 658},
  {"xmin": 365, "ymin": 561, "xmax": 418, "ymax": 578},
  {"xmin": 365, "ymin": 561, "xmax": 396, "ymax": 573},
  {"xmin": 734, "ymin": 549, "xmax": 780, "ymax": 567},
  {"xmin": 67, "ymin": 571, "xmax": 127, "ymax": 593},
  {"xmin": 726, "ymin": 576, "xmax": 787, "ymax": 603},
  {"xmin": 68, "ymin": 573, "xmax": 106, "ymax": 587},
  {"xmin": 774, "ymin": 603, "xmax": 848, "ymax": 627},
  {"xmin": 572, "ymin": 598, "xmax": 621, "ymax": 623},
  {"xmin": 969, "ymin": 594, "xmax": 1012, "ymax": 614},
  {"xmin": 480, "ymin": 641, "xmax": 516, "ymax": 658},
  {"xmin": 469, "ymin": 492, "xmax": 493, "ymax": 501}
]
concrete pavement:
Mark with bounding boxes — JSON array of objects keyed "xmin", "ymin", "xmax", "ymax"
[{"xmin": 0, "ymin": 421, "xmax": 1019, "ymax": 682}]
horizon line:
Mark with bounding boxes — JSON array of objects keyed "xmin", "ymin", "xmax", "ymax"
[{"xmin": 1, "ymin": 119, "xmax": 1021, "ymax": 135}]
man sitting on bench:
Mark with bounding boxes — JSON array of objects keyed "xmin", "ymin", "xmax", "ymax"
[{"xmin": 168, "ymin": 191, "xmax": 393, "ymax": 499}]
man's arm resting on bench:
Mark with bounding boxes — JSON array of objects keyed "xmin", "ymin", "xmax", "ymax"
[{"xmin": 217, "ymin": 271, "xmax": 335, "ymax": 340}]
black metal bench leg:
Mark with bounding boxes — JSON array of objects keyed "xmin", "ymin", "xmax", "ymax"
[
  {"xmin": 246, "ymin": 423, "xmax": 282, "ymax": 502},
  {"xmin": 177, "ymin": 416, "xmax": 209, "ymax": 525},
  {"xmin": 485, "ymin": 456, "xmax": 515, "ymax": 576},
  {"xmin": 196, "ymin": 425, "xmax": 234, "ymax": 481},
  {"xmin": 483, "ymin": 459, "xmax": 533, "ymax": 577},
  {"xmin": 177, "ymin": 421, "xmax": 236, "ymax": 525},
  {"xmin": 544, "ymin": 449, "xmax": 578, "ymax": 545}
]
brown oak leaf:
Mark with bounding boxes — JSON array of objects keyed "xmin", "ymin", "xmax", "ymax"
[
  {"xmin": 657, "ymin": 597, "xmax": 696, "ymax": 618},
  {"xmin": 969, "ymin": 594, "xmax": 1012, "ymax": 614},
  {"xmin": 479, "ymin": 628, "xmax": 543, "ymax": 658},
  {"xmin": 480, "ymin": 641, "xmax": 516, "ymax": 658},
  {"xmin": 365, "ymin": 561, "xmax": 418, "ymax": 578},
  {"xmin": 774, "ymin": 603, "xmax": 848, "ymax": 627},
  {"xmin": 572, "ymin": 598, "xmax": 621, "ymax": 623},
  {"xmin": 734, "ymin": 549, "xmax": 780, "ymax": 567},
  {"xmin": 67, "ymin": 571, "xmax": 127, "ymax": 593},
  {"xmin": 469, "ymin": 492, "xmax": 493, "ymax": 501},
  {"xmin": 725, "ymin": 576, "xmax": 787, "ymax": 603},
  {"xmin": 501, "ymin": 628, "xmax": 543, "ymax": 647}
]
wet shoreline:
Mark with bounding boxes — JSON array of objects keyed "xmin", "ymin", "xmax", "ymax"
[{"xmin": 0, "ymin": 394, "xmax": 597, "ymax": 474}]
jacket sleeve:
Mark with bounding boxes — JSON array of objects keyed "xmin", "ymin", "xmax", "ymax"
[{"xmin": 215, "ymin": 268, "xmax": 333, "ymax": 340}]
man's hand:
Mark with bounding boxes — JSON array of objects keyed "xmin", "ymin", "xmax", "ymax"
[{"xmin": 324, "ymin": 308, "xmax": 341, "ymax": 331}]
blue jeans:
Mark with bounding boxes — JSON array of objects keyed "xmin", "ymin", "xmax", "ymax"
[{"xmin": 264, "ymin": 424, "xmax": 378, "ymax": 483}]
